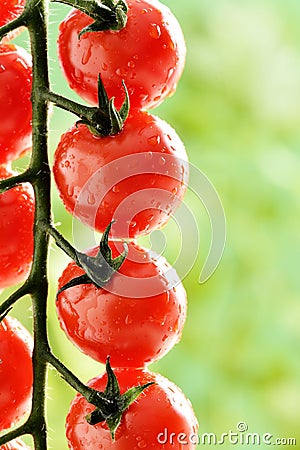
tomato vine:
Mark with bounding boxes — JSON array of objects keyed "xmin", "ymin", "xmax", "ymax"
[{"xmin": 0, "ymin": 0, "xmax": 198, "ymax": 448}]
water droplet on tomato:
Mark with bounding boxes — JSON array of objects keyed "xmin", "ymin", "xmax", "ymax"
[
  {"xmin": 158, "ymin": 156, "xmax": 166, "ymax": 166},
  {"xmin": 149, "ymin": 23, "xmax": 161, "ymax": 39},
  {"xmin": 87, "ymin": 193, "xmax": 95, "ymax": 205},
  {"xmin": 147, "ymin": 135, "xmax": 161, "ymax": 146},
  {"xmin": 112, "ymin": 185, "xmax": 120, "ymax": 193},
  {"xmin": 137, "ymin": 440, "xmax": 147, "ymax": 448},
  {"xmin": 116, "ymin": 67, "xmax": 128, "ymax": 78},
  {"xmin": 81, "ymin": 45, "xmax": 92, "ymax": 65},
  {"xmin": 102, "ymin": 62, "xmax": 108, "ymax": 71}
]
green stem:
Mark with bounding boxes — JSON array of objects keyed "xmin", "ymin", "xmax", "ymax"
[
  {"xmin": 0, "ymin": 281, "xmax": 32, "ymax": 319},
  {"xmin": 0, "ymin": 170, "xmax": 33, "ymax": 194},
  {"xmin": 26, "ymin": 1, "xmax": 51, "ymax": 448},
  {"xmin": 44, "ymin": 222, "xmax": 80, "ymax": 265}
]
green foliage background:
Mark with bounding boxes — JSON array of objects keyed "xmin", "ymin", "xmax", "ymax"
[{"xmin": 1, "ymin": 0, "xmax": 300, "ymax": 448}]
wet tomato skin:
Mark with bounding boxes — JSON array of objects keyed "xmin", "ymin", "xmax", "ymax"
[
  {"xmin": 0, "ymin": 165, "xmax": 34, "ymax": 289},
  {"xmin": 0, "ymin": 0, "xmax": 25, "ymax": 41},
  {"xmin": 0, "ymin": 44, "xmax": 32, "ymax": 164},
  {"xmin": 57, "ymin": 0, "xmax": 186, "ymax": 109},
  {"xmin": 0, "ymin": 316, "xmax": 33, "ymax": 431},
  {"xmin": 56, "ymin": 241, "xmax": 187, "ymax": 368},
  {"xmin": 0, "ymin": 439, "xmax": 31, "ymax": 450},
  {"xmin": 66, "ymin": 369, "xmax": 198, "ymax": 450},
  {"xmin": 53, "ymin": 110, "xmax": 188, "ymax": 239}
]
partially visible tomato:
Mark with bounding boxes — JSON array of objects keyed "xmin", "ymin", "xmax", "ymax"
[
  {"xmin": 53, "ymin": 110, "xmax": 188, "ymax": 238},
  {"xmin": 0, "ymin": 165, "xmax": 34, "ymax": 289},
  {"xmin": 57, "ymin": 240, "xmax": 187, "ymax": 367},
  {"xmin": 0, "ymin": 0, "xmax": 25, "ymax": 42},
  {"xmin": 0, "ymin": 316, "xmax": 33, "ymax": 431},
  {"xmin": 66, "ymin": 368, "xmax": 198, "ymax": 449},
  {"xmin": 57, "ymin": 0, "xmax": 186, "ymax": 109},
  {"xmin": 0, "ymin": 439, "xmax": 31, "ymax": 450},
  {"xmin": 0, "ymin": 44, "xmax": 32, "ymax": 165}
]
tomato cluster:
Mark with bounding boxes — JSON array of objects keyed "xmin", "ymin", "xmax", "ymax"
[
  {"xmin": 0, "ymin": 316, "xmax": 33, "ymax": 449},
  {"xmin": 0, "ymin": 9, "xmax": 34, "ymax": 449},
  {"xmin": 0, "ymin": 43, "xmax": 33, "ymax": 288},
  {"xmin": 55, "ymin": 0, "xmax": 198, "ymax": 448},
  {"xmin": 0, "ymin": 0, "xmax": 199, "ymax": 448}
]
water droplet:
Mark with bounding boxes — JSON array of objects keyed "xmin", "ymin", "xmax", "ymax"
[
  {"xmin": 64, "ymin": 160, "xmax": 70, "ymax": 168},
  {"xmin": 128, "ymin": 60, "xmax": 135, "ymax": 68},
  {"xmin": 102, "ymin": 62, "xmax": 108, "ymax": 71},
  {"xmin": 167, "ymin": 67, "xmax": 175, "ymax": 81},
  {"xmin": 67, "ymin": 184, "xmax": 74, "ymax": 197},
  {"xmin": 137, "ymin": 440, "xmax": 147, "ymax": 448},
  {"xmin": 148, "ymin": 135, "xmax": 161, "ymax": 146},
  {"xmin": 116, "ymin": 67, "xmax": 128, "ymax": 78},
  {"xmin": 158, "ymin": 156, "xmax": 166, "ymax": 166},
  {"xmin": 81, "ymin": 45, "xmax": 92, "ymax": 65},
  {"xmin": 145, "ymin": 151, "xmax": 153, "ymax": 159},
  {"xmin": 172, "ymin": 187, "xmax": 178, "ymax": 195},
  {"xmin": 125, "ymin": 315, "xmax": 133, "ymax": 325},
  {"xmin": 87, "ymin": 193, "xmax": 95, "ymax": 205},
  {"xmin": 112, "ymin": 185, "xmax": 120, "ymax": 193},
  {"xmin": 149, "ymin": 23, "xmax": 161, "ymax": 39}
]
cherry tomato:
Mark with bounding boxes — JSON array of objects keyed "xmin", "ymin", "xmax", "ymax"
[
  {"xmin": 53, "ymin": 110, "xmax": 188, "ymax": 238},
  {"xmin": 0, "ymin": 44, "xmax": 32, "ymax": 165},
  {"xmin": 0, "ymin": 439, "xmax": 31, "ymax": 450},
  {"xmin": 0, "ymin": 0, "xmax": 25, "ymax": 42},
  {"xmin": 66, "ymin": 368, "xmax": 198, "ymax": 449},
  {"xmin": 0, "ymin": 165, "xmax": 34, "ymax": 289},
  {"xmin": 57, "ymin": 0, "xmax": 186, "ymax": 110},
  {"xmin": 0, "ymin": 316, "xmax": 33, "ymax": 431},
  {"xmin": 56, "ymin": 241, "xmax": 187, "ymax": 368}
]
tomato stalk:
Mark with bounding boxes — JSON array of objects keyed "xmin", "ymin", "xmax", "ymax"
[
  {"xmin": 40, "ymin": 74, "xmax": 130, "ymax": 136},
  {"xmin": 51, "ymin": 0, "xmax": 128, "ymax": 35},
  {"xmin": 0, "ymin": 0, "xmax": 133, "ymax": 448}
]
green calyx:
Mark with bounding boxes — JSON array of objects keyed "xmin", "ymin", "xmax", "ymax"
[
  {"xmin": 57, "ymin": 221, "xmax": 128, "ymax": 295},
  {"xmin": 78, "ymin": 75, "xmax": 130, "ymax": 137},
  {"xmin": 52, "ymin": 0, "xmax": 128, "ymax": 36},
  {"xmin": 86, "ymin": 357, "xmax": 154, "ymax": 440}
]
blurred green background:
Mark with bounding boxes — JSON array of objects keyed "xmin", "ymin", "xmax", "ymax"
[{"xmin": 1, "ymin": 0, "xmax": 300, "ymax": 448}]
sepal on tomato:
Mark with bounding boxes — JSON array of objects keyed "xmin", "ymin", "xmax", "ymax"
[
  {"xmin": 85, "ymin": 357, "xmax": 154, "ymax": 440},
  {"xmin": 53, "ymin": 0, "xmax": 128, "ymax": 37},
  {"xmin": 57, "ymin": 221, "xmax": 128, "ymax": 295},
  {"xmin": 77, "ymin": 75, "xmax": 129, "ymax": 136}
]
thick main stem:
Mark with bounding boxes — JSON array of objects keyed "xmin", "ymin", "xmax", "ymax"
[{"xmin": 27, "ymin": 1, "xmax": 51, "ymax": 448}]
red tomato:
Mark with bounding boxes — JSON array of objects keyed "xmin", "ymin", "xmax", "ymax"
[
  {"xmin": 0, "ymin": 44, "xmax": 32, "ymax": 165},
  {"xmin": 66, "ymin": 369, "xmax": 198, "ymax": 449},
  {"xmin": 0, "ymin": 316, "xmax": 33, "ymax": 431},
  {"xmin": 0, "ymin": 166, "xmax": 34, "ymax": 289},
  {"xmin": 0, "ymin": 439, "xmax": 31, "ymax": 450},
  {"xmin": 53, "ymin": 110, "xmax": 188, "ymax": 238},
  {"xmin": 57, "ymin": 0, "xmax": 186, "ymax": 109},
  {"xmin": 56, "ymin": 241, "xmax": 187, "ymax": 368},
  {"xmin": 0, "ymin": 0, "xmax": 25, "ymax": 42}
]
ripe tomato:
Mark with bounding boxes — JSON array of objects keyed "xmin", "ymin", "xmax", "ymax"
[
  {"xmin": 53, "ymin": 110, "xmax": 188, "ymax": 238},
  {"xmin": 66, "ymin": 369, "xmax": 198, "ymax": 449},
  {"xmin": 57, "ymin": 0, "xmax": 186, "ymax": 110},
  {"xmin": 56, "ymin": 241, "xmax": 187, "ymax": 368},
  {"xmin": 0, "ymin": 316, "xmax": 33, "ymax": 431},
  {"xmin": 0, "ymin": 0, "xmax": 25, "ymax": 42},
  {"xmin": 0, "ymin": 44, "xmax": 32, "ymax": 165},
  {"xmin": 0, "ymin": 439, "xmax": 30, "ymax": 450},
  {"xmin": 0, "ymin": 165, "xmax": 34, "ymax": 289}
]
